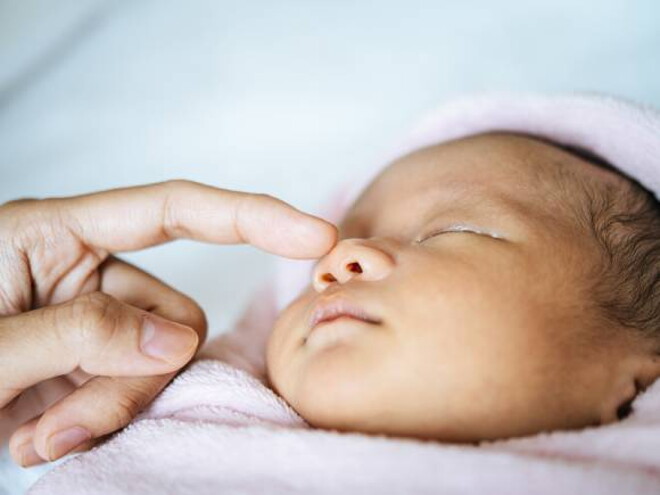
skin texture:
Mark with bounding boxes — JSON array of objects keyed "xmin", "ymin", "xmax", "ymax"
[{"xmin": 266, "ymin": 133, "xmax": 660, "ymax": 443}]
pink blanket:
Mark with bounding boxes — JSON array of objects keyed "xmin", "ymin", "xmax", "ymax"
[{"xmin": 29, "ymin": 93, "xmax": 660, "ymax": 494}]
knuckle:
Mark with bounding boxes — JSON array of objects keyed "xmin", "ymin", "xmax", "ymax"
[
  {"xmin": 245, "ymin": 192, "xmax": 280, "ymax": 216},
  {"xmin": 112, "ymin": 392, "xmax": 143, "ymax": 426},
  {"xmin": 159, "ymin": 180, "xmax": 198, "ymax": 238},
  {"xmin": 70, "ymin": 292, "xmax": 123, "ymax": 348},
  {"xmin": 251, "ymin": 192, "xmax": 277, "ymax": 205},
  {"xmin": 0, "ymin": 197, "xmax": 39, "ymax": 212},
  {"xmin": 232, "ymin": 192, "xmax": 281, "ymax": 245},
  {"xmin": 0, "ymin": 198, "xmax": 67, "ymax": 254},
  {"xmin": 0, "ymin": 198, "xmax": 60, "ymax": 223},
  {"xmin": 110, "ymin": 378, "xmax": 164, "ymax": 427},
  {"xmin": 232, "ymin": 193, "xmax": 258, "ymax": 243},
  {"xmin": 77, "ymin": 291, "xmax": 115, "ymax": 321},
  {"xmin": 0, "ymin": 198, "xmax": 39, "ymax": 234},
  {"xmin": 161, "ymin": 179, "xmax": 196, "ymax": 191}
]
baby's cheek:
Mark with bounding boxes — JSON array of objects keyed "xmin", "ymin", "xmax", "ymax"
[
  {"xmin": 265, "ymin": 311, "xmax": 299, "ymax": 394},
  {"xmin": 266, "ymin": 293, "xmax": 318, "ymax": 397},
  {"xmin": 288, "ymin": 349, "xmax": 369, "ymax": 428},
  {"xmin": 288, "ymin": 335, "xmax": 398, "ymax": 430}
]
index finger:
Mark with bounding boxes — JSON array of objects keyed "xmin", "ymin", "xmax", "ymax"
[{"xmin": 54, "ymin": 180, "xmax": 338, "ymax": 259}]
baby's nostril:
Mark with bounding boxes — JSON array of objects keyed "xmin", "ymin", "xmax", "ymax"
[
  {"xmin": 321, "ymin": 273, "xmax": 337, "ymax": 283},
  {"xmin": 346, "ymin": 262, "xmax": 363, "ymax": 274}
]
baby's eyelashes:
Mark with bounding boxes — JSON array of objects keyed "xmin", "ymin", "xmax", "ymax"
[{"xmin": 415, "ymin": 224, "xmax": 505, "ymax": 244}]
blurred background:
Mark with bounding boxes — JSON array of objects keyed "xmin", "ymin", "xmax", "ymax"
[{"xmin": 1, "ymin": 0, "xmax": 659, "ymax": 492}]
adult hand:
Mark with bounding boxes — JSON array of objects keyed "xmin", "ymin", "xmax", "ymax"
[{"xmin": 0, "ymin": 180, "xmax": 337, "ymax": 467}]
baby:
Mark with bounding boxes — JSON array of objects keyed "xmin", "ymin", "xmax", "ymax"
[
  {"xmin": 28, "ymin": 94, "xmax": 660, "ymax": 493},
  {"xmin": 265, "ymin": 130, "xmax": 660, "ymax": 443}
]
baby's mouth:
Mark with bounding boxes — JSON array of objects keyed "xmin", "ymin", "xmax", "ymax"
[{"xmin": 308, "ymin": 296, "xmax": 382, "ymax": 331}]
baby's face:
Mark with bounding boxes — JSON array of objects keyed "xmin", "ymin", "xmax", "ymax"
[{"xmin": 266, "ymin": 133, "xmax": 653, "ymax": 442}]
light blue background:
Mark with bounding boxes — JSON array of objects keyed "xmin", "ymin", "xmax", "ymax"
[{"xmin": 1, "ymin": 1, "xmax": 659, "ymax": 492}]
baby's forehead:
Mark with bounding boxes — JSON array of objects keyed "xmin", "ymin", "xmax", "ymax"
[
  {"xmin": 367, "ymin": 135, "xmax": 577, "ymax": 210},
  {"xmin": 346, "ymin": 132, "xmax": 627, "ymax": 247},
  {"xmin": 394, "ymin": 132, "xmax": 607, "ymax": 181},
  {"xmin": 386, "ymin": 132, "xmax": 625, "ymax": 213}
]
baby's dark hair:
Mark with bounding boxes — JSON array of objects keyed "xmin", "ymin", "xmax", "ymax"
[
  {"xmin": 560, "ymin": 144, "xmax": 660, "ymax": 343},
  {"xmin": 471, "ymin": 131, "xmax": 659, "ymax": 346}
]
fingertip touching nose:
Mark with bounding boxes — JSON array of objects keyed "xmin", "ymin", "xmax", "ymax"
[{"xmin": 312, "ymin": 239, "xmax": 395, "ymax": 292}]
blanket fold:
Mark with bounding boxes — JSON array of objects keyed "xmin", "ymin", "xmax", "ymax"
[{"xmin": 27, "ymin": 359, "xmax": 660, "ymax": 495}]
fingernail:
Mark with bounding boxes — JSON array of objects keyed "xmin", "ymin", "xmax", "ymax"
[
  {"xmin": 17, "ymin": 441, "xmax": 45, "ymax": 467},
  {"xmin": 140, "ymin": 315, "xmax": 198, "ymax": 364},
  {"xmin": 47, "ymin": 426, "xmax": 91, "ymax": 461}
]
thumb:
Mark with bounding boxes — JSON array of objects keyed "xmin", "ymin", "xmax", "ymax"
[{"xmin": 0, "ymin": 291, "xmax": 198, "ymax": 407}]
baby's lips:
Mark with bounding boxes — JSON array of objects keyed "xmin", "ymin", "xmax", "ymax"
[{"xmin": 308, "ymin": 295, "xmax": 382, "ymax": 330}]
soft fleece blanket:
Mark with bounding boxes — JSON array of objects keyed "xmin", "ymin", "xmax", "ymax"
[{"xmin": 29, "ymin": 93, "xmax": 660, "ymax": 494}]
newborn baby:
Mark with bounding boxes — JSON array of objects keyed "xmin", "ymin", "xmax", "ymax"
[
  {"xmin": 265, "ymin": 131, "xmax": 660, "ymax": 443},
  {"xmin": 29, "ymin": 94, "xmax": 660, "ymax": 494}
]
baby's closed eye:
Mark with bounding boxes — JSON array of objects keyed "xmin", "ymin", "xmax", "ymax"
[{"xmin": 416, "ymin": 223, "xmax": 505, "ymax": 244}]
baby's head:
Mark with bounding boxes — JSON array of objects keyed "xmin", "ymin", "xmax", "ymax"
[{"xmin": 266, "ymin": 132, "xmax": 660, "ymax": 443}]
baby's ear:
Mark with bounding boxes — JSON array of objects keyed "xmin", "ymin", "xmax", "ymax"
[
  {"xmin": 599, "ymin": 373, "xmax": 638, "ymax": 425},
  {"xmin": 599, "ymin": 350, "xmax": 660, "ymax": 424}
]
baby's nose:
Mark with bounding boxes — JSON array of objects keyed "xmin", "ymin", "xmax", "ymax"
[{"xmin": 312, "ymin": 239, "xmax": 394, "ymax": 292}]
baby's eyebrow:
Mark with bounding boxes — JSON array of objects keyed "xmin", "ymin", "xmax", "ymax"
[{"xmin": 426, "ymin": 180, "xmax": 519, "ymax": 209}]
